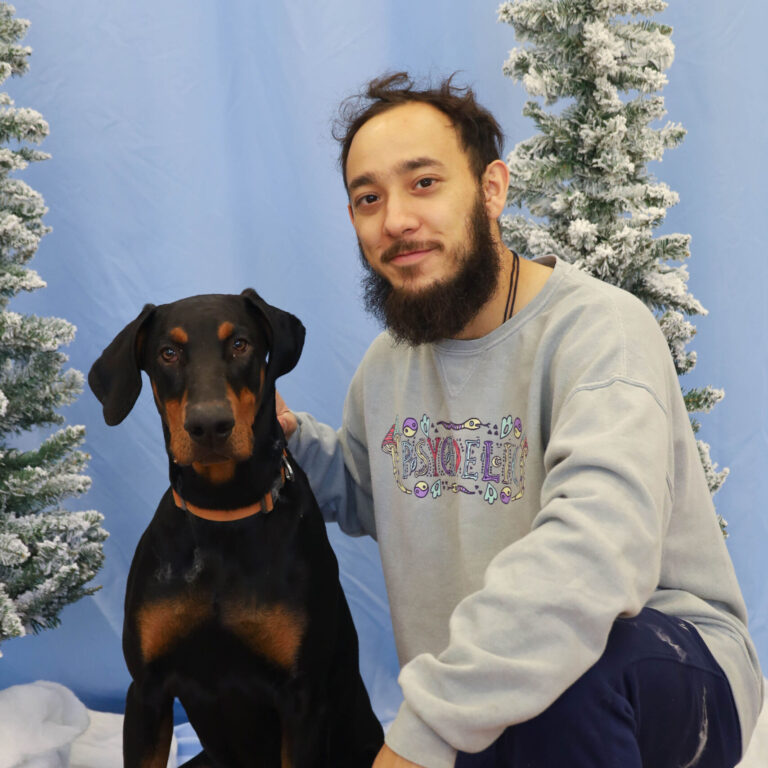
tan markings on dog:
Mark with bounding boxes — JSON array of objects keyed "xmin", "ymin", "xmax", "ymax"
[
  {"xmin": 164, "ymin": 391, "xmax": 195, "ymax": 464},
  {"xmin": 169, "ymin": 326, "xmax": 188, "ymax": 344},
  {"xmin": 225, "ymin": 383, "xmax": 257, "ymax": 460},
  {"xmin": 139, "ymin": 711, "xmax": 173, "ymax": 768},
  {"xmin": 137, "ymin": 596, "xmax": 211, "ymax": 662},
  {"xmin": 191, "ymin": 459, "xmax": 237, "ymax": 484},
  {"xmin": 281, "ymin": 726, "xmax": 293, "ymax": 768},
  {"xmin": 217, "ymin": 321, "xmax": 235, "ymax": 341},
  {"xmin": 222, "ymin": 601, "xmax": 306, "ymax": 669}
]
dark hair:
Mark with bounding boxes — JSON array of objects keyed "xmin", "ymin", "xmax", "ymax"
[{"xmin": 334, "ymin": 71, "xmax": 504, "ymax": 189}]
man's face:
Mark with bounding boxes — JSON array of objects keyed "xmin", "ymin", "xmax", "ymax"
[{"xmin": 345, "ymin": 102, "xmax": 500, "ymax": 344}]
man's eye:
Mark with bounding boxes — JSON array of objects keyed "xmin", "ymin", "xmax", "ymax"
[
  {"xmin": 416, "ymin": 178, "xmax": 436, "ymax": 189},
  {"xmin": 160, "ymin": 347, "xmax": 178, "ymax": 363},
  {"xmin": 356, "ymin": 193, "xmax": 379, "ymax": 208}
]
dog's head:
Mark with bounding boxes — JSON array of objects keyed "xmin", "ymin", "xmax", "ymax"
[{"xmin": 89, "ymin": 290, "xmax": 304, "ymax": 474}]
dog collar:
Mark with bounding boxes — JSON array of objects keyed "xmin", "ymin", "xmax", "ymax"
[{"xmin": 173, "ymin": 452, "xmax": 294, "ymax": 522}]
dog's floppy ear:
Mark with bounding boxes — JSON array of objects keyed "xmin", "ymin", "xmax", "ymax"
[
  {"xmin": 241, "ymin": 289, "xmax": 305, "ymax": 385},
  {"xmin": 88, "ymin": 303, "xmax": 157, "ymax": 426}
]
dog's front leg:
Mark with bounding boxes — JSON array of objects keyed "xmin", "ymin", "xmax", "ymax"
[
  {"xmin": 123, "ymin": 678, "xmax": 174, "ymax": 768},
  {"xmin": 276, "ymin": 677, "xmax": 330, "ymax": 768}
]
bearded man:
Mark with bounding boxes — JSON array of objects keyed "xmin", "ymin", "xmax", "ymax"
[{"xmin": 277, "ymin": 72, "xmax": 762, "ymax": 768}]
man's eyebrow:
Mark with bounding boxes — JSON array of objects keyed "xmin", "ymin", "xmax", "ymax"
[
  {"xmin": 347, "ymin": 157, "xmax": 446, "ymax": 193},
  {"xmin": 347, "ymin": 173, "xmax": 376, "ymax": 193},
  {"xmin": 398, "ymin": 156, "xmax": 445, "ymax": 174}
]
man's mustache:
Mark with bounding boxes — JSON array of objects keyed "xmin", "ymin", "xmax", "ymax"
[{"xmin": 380, "ymin": 240, "xmax": 443, "ymax": 264}]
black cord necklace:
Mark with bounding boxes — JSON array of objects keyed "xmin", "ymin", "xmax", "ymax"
[{"xmin": 503, "ymin": 251, "xmax": 520, "ymax": 323}]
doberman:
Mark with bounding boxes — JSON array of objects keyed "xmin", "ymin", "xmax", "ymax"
[{"xmin": 88, "ymin": 290, "xmax": 384, "ymax": 768}]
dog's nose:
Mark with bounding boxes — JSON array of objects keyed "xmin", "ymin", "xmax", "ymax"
[{"xmin": 184, "ymin": 403, "xmax": 235, "ymax": 446}]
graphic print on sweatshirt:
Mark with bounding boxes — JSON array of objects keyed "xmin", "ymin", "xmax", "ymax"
[{"xmin": 381, "ymin": 413, "xmax": 527, "ymax": 505}]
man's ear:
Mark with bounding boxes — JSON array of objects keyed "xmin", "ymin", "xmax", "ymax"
[
  {"xmin": 88, "ymin": 304, "xmax": 156, "ymax": 426},
  {"xmin": 240, "ymin": 289, "xmax": 305, "ymax": 389},
  {"xmin": 481, "ymin": 159, "xmax": 510, "ymax": 220}
]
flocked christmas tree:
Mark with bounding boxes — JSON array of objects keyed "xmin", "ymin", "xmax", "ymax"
[
  {"xmin": 0, "ymin": 3, "xmax": 107, "ymax": 649},
  {"xmin": 498, "ymin": 0, "xmax": 729, "ymax": 531}
]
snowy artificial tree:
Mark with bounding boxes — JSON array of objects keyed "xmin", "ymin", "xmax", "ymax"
[
  {"xmin": 498, "ymin": 0, "xmax": 729, "ymax": 531},
  {"xmin": 0, "ymin": 3, "xmax": 107, "ymax": 649}
]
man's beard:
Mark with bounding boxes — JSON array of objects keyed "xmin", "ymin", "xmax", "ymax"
[{"xmin": 359, "ymin": 193, "xmax": 501, "ymax": 346}]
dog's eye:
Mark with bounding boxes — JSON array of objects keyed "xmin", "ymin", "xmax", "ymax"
[
  {"xmin": 160, "ymin": 346, "xmax": 178, "ymax": 363},
  {"xmin": 232, "ymin": 338, "xmax": 249, "ymax": 355}
]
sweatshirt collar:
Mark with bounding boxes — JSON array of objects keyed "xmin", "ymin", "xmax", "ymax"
[{"xmin": 432, "ymin": 255, "xmax": 566, "ymax": 355}]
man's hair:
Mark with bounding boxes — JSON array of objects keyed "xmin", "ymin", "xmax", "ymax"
[{"xmin": 334, "ymin": 71, "xmax": 505, "ymax": 189}]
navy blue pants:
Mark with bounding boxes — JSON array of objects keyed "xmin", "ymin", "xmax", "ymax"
[{"xmin": 455, "ymin": 608, "xmax": 742, "ymax": 768}]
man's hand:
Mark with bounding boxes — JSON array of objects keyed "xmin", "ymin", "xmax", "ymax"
[
  {"xmin": 372, "ymin": 744, "xmax": 425, "ymax": 768},
  {"xmin": 275, "ymin": 390, "xmax": 298, "ymax": 439}
]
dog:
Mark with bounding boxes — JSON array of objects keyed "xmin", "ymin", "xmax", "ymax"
[{"xmin": 88, "ymin": 290, "xmax": 384, "ymax": 768}]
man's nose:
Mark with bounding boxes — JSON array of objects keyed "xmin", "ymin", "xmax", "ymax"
[{"xmin": 382, "ymin": 193, "xmax": 419, "ymax": 238}]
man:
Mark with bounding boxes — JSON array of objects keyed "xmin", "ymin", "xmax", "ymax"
[{"xmin": 277, "ymin": 72, "xmax": 762, "ymax": 767}]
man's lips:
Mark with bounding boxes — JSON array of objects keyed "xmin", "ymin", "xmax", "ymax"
[
  {"xmin": 382, "ymin": 242, "xmax": 441, "ymax": 265},
  {"xmin": 389, "ymin": 248, "xmax": 434, "ymax": 265}
]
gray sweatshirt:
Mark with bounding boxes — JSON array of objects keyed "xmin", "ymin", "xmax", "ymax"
[{"xmin": 289, "ymin": 256, "xmax": 762, "ymax": 766}]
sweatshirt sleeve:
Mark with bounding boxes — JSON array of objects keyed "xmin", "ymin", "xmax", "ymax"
[
  {"xmin": 386, "ymin": 377, "xmax": 674, "ymax": 765},
  {"xmin": 288, "ymin": 410, "xmax": 377, "ymax": 539}
]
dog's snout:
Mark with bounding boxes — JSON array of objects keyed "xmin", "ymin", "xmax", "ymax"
[{"xmin": 184, "ymin": 402, "xmax": 235, "ymax": 445}]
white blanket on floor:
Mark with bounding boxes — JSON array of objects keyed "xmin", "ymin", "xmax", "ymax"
[
  {"xmin": 0, "ymin": 681, "xmax": 89, "ymax": 768},
  {"xmin": 0, "ymin": 681, "xmax": 176, "ymax": 768}
]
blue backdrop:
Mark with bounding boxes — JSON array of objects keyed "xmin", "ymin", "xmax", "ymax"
[{"xmin": 1, "ymin": 0, "xmax": 765, "ymax": 727}]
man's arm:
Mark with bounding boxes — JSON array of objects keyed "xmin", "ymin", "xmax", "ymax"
[{"xmin": 276, "ymin": 390, "xmax": 377, "ymax": 538}]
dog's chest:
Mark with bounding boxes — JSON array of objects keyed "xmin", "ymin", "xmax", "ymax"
[{"xmin": 133, "ymin": 527, "xmax": 309, "ymax": 672}]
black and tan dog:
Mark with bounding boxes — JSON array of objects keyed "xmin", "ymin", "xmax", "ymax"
[{"xmin": 88, "ymin": 290, "xmax": 383, "ymax": 768}]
